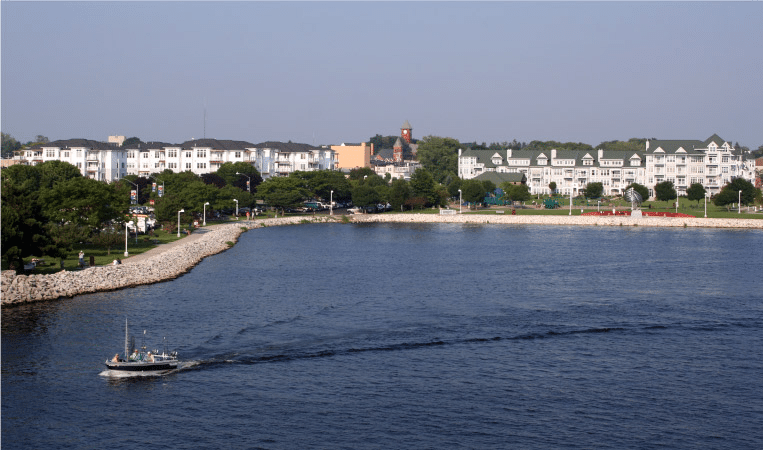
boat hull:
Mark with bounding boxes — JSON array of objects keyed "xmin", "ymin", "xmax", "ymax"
[{"xmin": 105, "ymin": 361, "xmax": 178, "ymax": 372}]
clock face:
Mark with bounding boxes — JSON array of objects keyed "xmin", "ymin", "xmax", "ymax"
[{"xmin": 403, "ymin": 130, "xmax": 408, "ymax": 134}]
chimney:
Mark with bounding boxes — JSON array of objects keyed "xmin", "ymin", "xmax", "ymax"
[{"xmin": 551, "ymin": 149, "xmax": 557, "ymax": 159}]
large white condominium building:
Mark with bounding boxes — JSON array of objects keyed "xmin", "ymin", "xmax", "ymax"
[
  {"xmin": 458, "ymin": 134, "xmax": 756, "ymax": 199},
  {"xmin": 14, "ymin": 138, "xmax": 337, "ymax": 182}
]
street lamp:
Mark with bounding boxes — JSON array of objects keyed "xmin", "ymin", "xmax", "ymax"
[
  {"xmin": 704, "ymin": 193, "xmax": 709, "ymax": 218},
  {"xmin": 236, "ymin": 172, "xmax": 251, "ymax": 193},
  {"xmin": 177, "ymin": 209, "xmax": 184, "ymax": 237},
  {"xmin": 569, "ymin": 185, "xmax": 574, "ymax": 215},
  {"xmin": 203, "ymin": 202, "xmax": 209, "ymax": 226},
  {"xmin": 148, "ymin": 175, "xmax": 164, "ymax": 198},
  {"xmin": 234, "ymin": 199, "xmax": 238, "ymax": 218},
  {"xmin": 330, "ymin": 190, "xmax": 334, "ymax": 216},
  {"xmin": 458, "ymin": 189, "xmax": 462, "ymax": 214},
  {"xmin": 738, "ymin": 190, "xmax": 742, "ymax": 214},
  {"xmin": 124, "ymin": 221, "xmax": 133, "ymax": 257},
  {"xmin": 126, "ymin": 179, "xmax": 139, "ymax": 206}
]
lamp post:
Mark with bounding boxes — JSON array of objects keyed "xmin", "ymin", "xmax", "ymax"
[
  {"xmin": 569, "ymin": 185, "xmax": 574, "ymax": 215},
  {"xmin": 124, "ymin": 221, "xmax": 133, "ymax": 257},
  {"xmin": 330, "ymin": 190, "xmax": 334, "ymax": 216},
  {"xmin": 704, "ymin": 193, "xmax": 709, "ymax": 218},
  {"xmin": 203, "ymin": 202, "xmax": 209, "ymax": 226},
  {"xmin": 598, "ymin": 200, "xmax": 600, "ymax": 213},
  {"xmin": 234, "ymin": 199, "xmax": 238, "ymax": 219},
  {"xmin": 177, "ymin": 209, "xmax": 184, "ymax": 237},
  {"xmin": 458, "ymin": 189, "xmax": 462, "ymax": 213},
  {"xmin": 148, "ymin": 176, "xmax": 164, "ymax": 198},
  {"xmin": 126, "ymin": 179, "xmax": 139, "ymax": 206},
  {"xmin": 738, "ymin": 190, "xmax": 742, "ymax": 214},
  {"xmin": 236, "ymin": 172, "xmax": 251, "ymax": 193}
]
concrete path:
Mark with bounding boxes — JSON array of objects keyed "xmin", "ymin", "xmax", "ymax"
[{"xmin": 121, "ymin": 226, "xmax": 215, "ymax": 265}]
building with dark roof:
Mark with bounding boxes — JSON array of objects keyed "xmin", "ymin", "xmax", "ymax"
[{"xmin": 459, "ymin": 135, "xmax": 755, "ymax": 199}]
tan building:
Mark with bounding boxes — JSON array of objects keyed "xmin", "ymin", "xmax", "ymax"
[{"xmin": 330, "ymin": 142, "xmax": 373, "ymax": 170}]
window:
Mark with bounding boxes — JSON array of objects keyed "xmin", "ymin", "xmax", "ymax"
[
  {"xmin": 76, "ymin": 149, "xmax": 82, "ymax": 156},
  {"xmin": 127, "ymin": 151, "xmax": 135, "ymax": 158},
  {"xmin": 141, "ymin": 152, "xmax": 149, "ymax": 159},
  {"xmin": 197, "ymin": 149, "xmax": 207, "ymax": 158},
  {"xmin": 186, "ymin": 163, "xmax": 191, "ymax": 169},
  {"xmin": 46, "ymin": 149, "xmax": 55, "ymax": 157},
  {"xmin": 63, "ymin": 152, "xmax": 70, "ymax": 158},
  {"xmin": 235, "ymin": 151, "xmax": 241, "ymax": 158},
  {"xmin": 76, "ymin": 162, "xmax": 82, "ymax": 169},
  {"xmin": 168, "ymin": 150, "xmax": 177, "ymax": 158},
  {"xmin": 185, "ymin": 152, "xmax": 192, "ymax": 158}
]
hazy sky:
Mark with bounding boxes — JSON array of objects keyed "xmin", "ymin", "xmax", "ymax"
[{"xmin": 2, "ymin": 1, "xmax": 762, "ymax": 148}]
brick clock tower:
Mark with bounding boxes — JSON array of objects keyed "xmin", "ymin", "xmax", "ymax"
[{"xmin": 401, "ymin": 120, "xmax": 412, "ymax": 144}]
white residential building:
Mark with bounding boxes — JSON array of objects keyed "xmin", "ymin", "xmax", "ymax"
[
  {"xmin": 15, "ymin": 138, "xmax": 336, "ymax": 181},
  {"xmin": 458, "ymin": 134, "xmax": 755, "ymax": 199}
]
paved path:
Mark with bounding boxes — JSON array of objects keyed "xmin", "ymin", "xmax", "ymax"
[{"xmin": 121, "ymin": 226, "xmax": 215, "ymax": 265}]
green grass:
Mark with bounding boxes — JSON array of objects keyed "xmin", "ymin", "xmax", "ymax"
[{"xmin": 6, "ymin": 229, "xmax": 189, "ymax": 275}]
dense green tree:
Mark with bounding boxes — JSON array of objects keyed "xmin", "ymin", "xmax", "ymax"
[
  {"xmin": 415, "ymin": 136, "xmax": 461, "ymax": 184},
  {"xmin": 352, "ymin": 185, "xmax": 382, "ymax": 209},
  {"xmin": 447, "ymin": 178, "xmax": 463, "ymax": 200},
  {"xmin": 1, "ymin": 167, "xmax": 51, "ymax": 271},
  {"xmin": 625, "ymin": 183, "xmax": 649, "ymax": 202},
  {"xmin": 257, "ymin": 176, "xmax": 309, "ymax": 215},
  {"xmin": 686, "ymin": 183, "xmax": 707, "ymax": 205},
  {"xmin": 654, "ymin": 181, "xmax": 677, "ymax": 202},
  {"xmin": 348, "ymin": 167, "xmax": 375, "ymax": 181},
  {"xmin": 525, "ymin": 140, "xmax": 593, "ymax": 152},
  {"xmin": 389, "ymin": 178, "xmax": 411, "ymax": 211},
  {"xmin": 37, "ymin": 160, "xmax": 82, "ymax": 189},
  {"xmin": 46, "ymin": 222, "xmax": 90, "ymax": 262},
  {"xmin": 215, "ymin": 162, "xmax": 262, "ymax": 193},
  {"xmin": 122, "ymin": 137, "xmax": 144, "ymax": 147},
  {"xmin": 549, "ymin": 181, "xmax": 557, "ymax": 194},
  {"xmin": 713, "ymin": 178, "xmax": 756, "ymax": 207},
  {"xmin": 2, "ymin": 132, "xmax": 22, "ymax": 157},
  {"xmin": 461, "ymin": 179, "xmax": 486, "ymax": 206},
  {"xmin": 583, "ymin": 182, "xmax": 604, "ymax": 199},
  {"xmin": 91, "ymin": 226, "xmax": 124, "ymax": 256},
  {"xmin": 409, "ymin": 168, "xmax": 439, "ymax": 206},
  {"xmin": 200, "ymin": 173, "xmax": 227, "ymax": 189},
  {"xmin": 481, "ymin": 180, "xmax": 497, "ymax": 196},
  {"xmin": 595, "ymin": 138, "xmax": 647, "ymax": 153},
  {"xmin": 501, "ymin": 183, "xmax": 531, "ymax": 203},
  {"xmin": 39, "ymin": 177, "xmax": 125, "ymax": 231}
]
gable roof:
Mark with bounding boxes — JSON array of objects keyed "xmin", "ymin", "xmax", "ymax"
[{"xmin": 474, "ymin": 171, "xmax": 526, "ymax": 185}]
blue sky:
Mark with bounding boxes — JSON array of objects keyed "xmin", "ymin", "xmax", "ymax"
[{"xmin": 2, "ymin": 1, "xmax": 762, "ymax": 148}]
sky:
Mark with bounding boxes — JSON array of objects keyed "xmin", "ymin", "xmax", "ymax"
[{"xmin": 2, "ymin": 1, "xmax": 762, "ymax": 149}]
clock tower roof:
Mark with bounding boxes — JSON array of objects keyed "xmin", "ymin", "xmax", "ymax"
[{"xmin": 401, "ymin": 120, "xmax": 412, "ymax": 130}]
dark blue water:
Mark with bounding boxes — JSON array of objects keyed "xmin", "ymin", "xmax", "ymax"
[{"xmin": 3, "ymin": 223, "xmax": 763, "ymax": 449}]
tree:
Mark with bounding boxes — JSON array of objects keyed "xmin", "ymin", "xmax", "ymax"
[
  {"xmin": 447, "ymin": 178, "xmax": 463, "ymax": 200},
  {"xmin": 389, "ymin": 178, "xmax": 411, "ymax": 211},
  {"xmin": 686, "ymin": 183, "xmax": 706, "ymax": 205},
  {"xmin": 37, "ymin": 160, "xmax": 82, "ymax": 189},
  {"xmin": 409, "ymin": 168, "xmax": 439, "ymax": 206},
  {"xmin": 625, "ymin": 183, "xmax": 649, "ymax": 202},
  {"xmin": 122, "ymin": 137, "xmax": 144, "ymax": 147},
  {"xmin": 654, "ymin": 181, "xmax": 677, "ymax": 202},
  {"xmin": 257, "ymin": 176, "xmax": 308, "ymax": 214},
  {"xmin": 501, "ymin": 183, "xmax": 531, "ymax": 203},
  {"xmin": 348, "ymin": 167, "xmax": 375, "ymax": 181},
  {"xmin": 583, "ymin": 182, "xmax": 603, "ymax": 199},
  {"xmin": 548, "ymin": 181, "xmax": 557, "ymax": 194},
  {"xmin": 1, "ymin": 166, "xmax": 51, "ymax": 272},
  {"xmin": 215, "ymin": 162, "xmax": 263, "ymax": 192},
  {"xmin": 352, "ymin": 185, "xmax": 381, "ymax": 210},
  {"xmin": 461, "ymin": 179, "xmax": 486, "ymax": 206},
  {"xmin": 39, "ymin": 177, "xmax": 125, "ymax": 232},
  {"xmin": 713, "ymin": 178, "xmax": 756, "ymax": 208},
  {"xmin": 415, "ymin": 136, "xmax": 461, "ymax": 184},
  {"xmin": 91, "ymin": 226, "xmax": 124, "ymax": 256},
  {"xmin": 2, "ymin": 132, "xmax": 22, "ymax": 157}
]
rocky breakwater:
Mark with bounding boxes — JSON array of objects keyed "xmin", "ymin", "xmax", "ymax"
[{"xmin": 2, "ymin": 223, "xmax": 251, "ymax": 306}]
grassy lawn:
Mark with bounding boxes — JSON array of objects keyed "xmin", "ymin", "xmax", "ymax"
[{"xmin": 5, "ymin": 228, "xmax": 189, "ymax": 275}]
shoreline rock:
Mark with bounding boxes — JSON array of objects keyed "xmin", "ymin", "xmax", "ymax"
[{"xmin": 2, "ymin": 214, "xmax": 761, "ymax": 306}]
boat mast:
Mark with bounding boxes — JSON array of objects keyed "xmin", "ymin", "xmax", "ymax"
[{"xmin": 124, "ymin": 318, "xmax": 129, "ymax": 360}]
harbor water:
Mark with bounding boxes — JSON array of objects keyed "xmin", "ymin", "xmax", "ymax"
[{"xmin": 3, "ymin": 223, "xmax": 762, "ymax": 449}]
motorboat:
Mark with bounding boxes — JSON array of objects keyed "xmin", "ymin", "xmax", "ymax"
[{"xmin": 105, "ymin": 318, "xmax": 179, "ymax": 372}]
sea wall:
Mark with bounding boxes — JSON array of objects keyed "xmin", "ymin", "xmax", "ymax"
[{"xmin": 2, "ymin": 214, "xmax": 761, "ymax": 306}]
